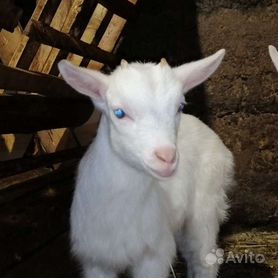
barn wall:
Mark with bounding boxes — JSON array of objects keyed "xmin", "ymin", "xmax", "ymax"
[{"xmin": 197, "ymin": 0, "xmax": 277, "ymax": 226}]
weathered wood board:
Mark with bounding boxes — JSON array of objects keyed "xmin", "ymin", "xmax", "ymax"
[{"xmin": 0, "ymin": 0, "xmax": 139, "ymax": 159}]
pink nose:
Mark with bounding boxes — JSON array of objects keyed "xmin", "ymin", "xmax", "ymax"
[{"xmin": 154, "ymin": 146, "xmax": 176, "ymax": 164}]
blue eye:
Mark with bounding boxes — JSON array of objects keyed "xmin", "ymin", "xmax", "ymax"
[
  {"xmin": 113, "ymin": 108, "xmax": 126, "ymax": 119},
  {"xmin": 178, "ymin": 103, "xmax": 185, "ymax": 113}
]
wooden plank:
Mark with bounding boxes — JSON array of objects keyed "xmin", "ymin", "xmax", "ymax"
[
  {"xmin": 92, "ymin": 10, "xmax": 113, "ymax": 45},
  {"xmin": 42, "ymin": 0, "xmax": 86, "ymax": 73},
  {"xmin": 98, "ymin": 14, "xmax": 127, "ymax": 52},
  {"xmin": 128, "ymin": 0, "xmax": 139, "ymax": 4},
  {"xmin": 28, "ymin": 0, "xmax": 82, "ymax": 73},
  {"xmin": 68, "ymin": 0, "xmax": 99, "ymax": 39},
  {"xmin": 16, "ymin": 0, "xmax": 64, "ymax": 70},
  {"xmin": 98, "ymin": 0, "xmax": 138, "ymax": 20},
  {"xmin": 8, "ymin": 0, "xmax": 58, "ymax": 69},
  {"xmin": 79, "ymin": 10, "xmax": 113, "ymax": 69},
  {"xmin": 24, "ymin": 0, "xmax": 60, "ymax": 33},
  {"xmin": 37, "ymin": 128, "xmax": 76, "ymax": 153},
  {"xmin": 0, "ymin": 27, "xmax": 23, "ymax": 64},
  {"xmin": 0, "ymin": 162, "xmax": 76, "ymax": 205},
  {"xmin": 0, "ymin": 63, "xmax": 82, "ymax": 98},
  {"xmin": 0, "ymin": 146, "xmax": 86, "ymax": 179},
  {"xmin": 0, "ymin": 95, "xmax": 93, "ymax": 134},
  {"xmin": 67, "ymin": 3, "xmax": 108, "ymax": 67},
  {"xmin": 0, "ymin": 134, "xmax": 33, "ymax": 161},
  {"xmin": 85, "ymin": 2, "xmax": 139, "ymax": 68},
  {"xmin": 28, "ymin": 20, "xmax": 119, "ymax": 66},
  {"xmin": 48, "ymin": 0, "xmax": 99, "ymax": 74}
]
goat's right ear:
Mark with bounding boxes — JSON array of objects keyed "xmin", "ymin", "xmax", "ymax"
[
  {"xmin": 173, "ymin": 49, "xmax": 225, "ymax": 93},
  {"xmin": 58, "ymin": 60, "xmax": 108, "ymax": 110},
  {"xmin": 269, "ymin": 45, "xmax": 278, "ymax": 71}
]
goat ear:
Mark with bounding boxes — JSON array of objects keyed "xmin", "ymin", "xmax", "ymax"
[
  {"xmin": 269, "ymin": 45, "xmax": 278, "ymax": 71},
  {"xmin": 58, "ymin": 60, "xmax": 108, "ymax": 110},
  {"xmin": 173, "ymin": 49, "xmax": 225, "ymax": 93}
]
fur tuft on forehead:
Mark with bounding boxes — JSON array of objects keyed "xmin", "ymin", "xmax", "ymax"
[{"xmin": 109, "ymin": 61, "xmax": 181, "ymax": 100}]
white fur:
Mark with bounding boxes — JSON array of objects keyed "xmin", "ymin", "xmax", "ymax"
[
  {"xmin": 269, "ymin": 45, "xmax": 278, "ymax": 71},
  {"xmin": 58, "ymin": 49, "xmax": 234, "ymax": 278}
]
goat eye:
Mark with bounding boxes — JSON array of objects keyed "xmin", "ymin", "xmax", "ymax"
[
  {"xmin": 113, "ymin": 108, "xmax": 126, "ymax": 119},
  {"xmin": 178, "ymin": 103, "xmax": 185, "ymax": 113}
]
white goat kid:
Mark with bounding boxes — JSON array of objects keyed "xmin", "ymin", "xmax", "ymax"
[
  {"xmin": 58, "ymin": 49, "xmax": 234, "ymax": 278},
  {"xmin": 269, "ymin": 45, "xmax": 278, "ymax": 71}
]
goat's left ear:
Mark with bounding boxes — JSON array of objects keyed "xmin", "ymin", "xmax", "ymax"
[
  {"xmin": 269, "ymin": 45, "xmax": 278, "ymax": 71},
  {"xmin": 173, "ymin": 49, "xmax": 225, "ymax": 93}
]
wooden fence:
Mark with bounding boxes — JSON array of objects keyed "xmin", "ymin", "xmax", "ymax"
[{"xmin": 0, "ymin": 0, "xmax": 139, "ymax": 188}]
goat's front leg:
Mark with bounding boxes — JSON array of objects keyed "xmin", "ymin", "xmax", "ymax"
[
  {"xmin": 132, "ymin": 254, "xmax": 170, "ymax": 278},
  {"xmin": 176, "ymin": 194, "xmax": 227, "ymax": 278},
  {"xmin": 131, "ymin": 236, "xmax": 176, "ymax": 278},
  {"xmin": 83, "ymin": 264, "xmax": 117, "ymax": 278}
]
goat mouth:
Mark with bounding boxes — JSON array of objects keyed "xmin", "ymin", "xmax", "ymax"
[{"xmin": 147, "ymin": 164, "xmax": 177, "ymax": 179}]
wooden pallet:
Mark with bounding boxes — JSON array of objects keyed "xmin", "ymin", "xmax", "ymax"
[{"xmin": 0, "ymin": 0, "xmax": 139, "ymax": 160}]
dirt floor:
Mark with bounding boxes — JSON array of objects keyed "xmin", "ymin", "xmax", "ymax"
[
  {"xmin": 1, "ymin": 185, "xmax": 276, "ymax": 278},
  {"xmin": 0, "ymin": 0, "xmax": 277, "ymax": 277}
]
